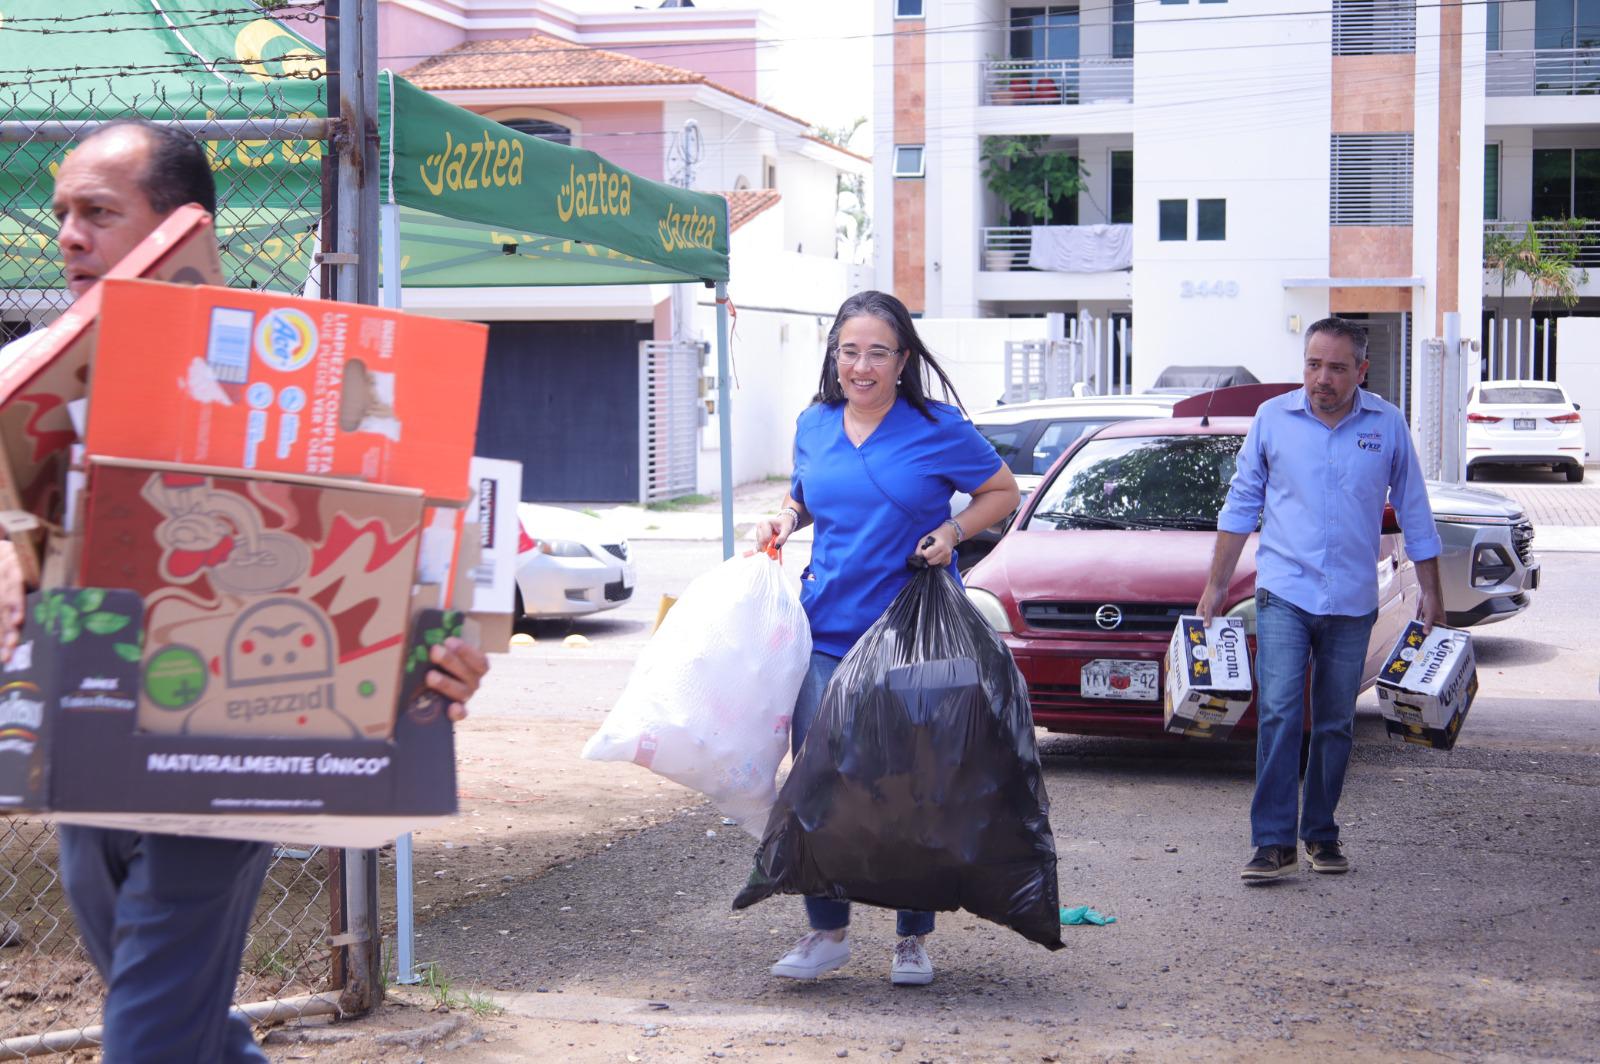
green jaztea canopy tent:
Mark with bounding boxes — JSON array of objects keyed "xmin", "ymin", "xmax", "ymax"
[{"xmin": 0, "ymin": 1, "xmax": 737, "ymax": 551}]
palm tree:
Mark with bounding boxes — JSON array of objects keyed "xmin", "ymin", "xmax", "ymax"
[{"xmin": 1483, "ymin": 218, "xmax": 1592, "ymax": 316}]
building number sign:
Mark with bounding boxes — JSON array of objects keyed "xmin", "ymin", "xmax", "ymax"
[{"xmin": 1180, "ymin": 281, "xmax": 1240, "ymax": 299}]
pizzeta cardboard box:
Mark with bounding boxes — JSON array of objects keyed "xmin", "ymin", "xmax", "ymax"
[
  {"xmin": 1376, "ymin": 621, "xmax": 1478, "ymax": 751},
  {"xmin": 85, "ymin": 279, "xmax": 488, "ymax": 504},
  {"xmin": 77, "ymin": 459, "xmax": 424, "ymax": 741},
  {"xmin": 1163, "ymin": 616, "xmax": 1254, "ymax": 740},
  {"xmin": 0, "ymin": 206, "xmax": 222, "ymax": 568},
  {"xmin": 0, "ymin": 587, "xmax": 462, "ymax": 847}
]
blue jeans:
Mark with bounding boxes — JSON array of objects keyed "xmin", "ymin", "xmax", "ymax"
[
  {"xmin": 58, "ymin": 826, "xmax": 273, "ymax": 1063},
  {"xmin": 1251, "ymin": 589, "xmax": 1378, "ymax": 849},
  {"xmin": 792, "ymin": 650, "xmax": 935, "ymax": 938}
]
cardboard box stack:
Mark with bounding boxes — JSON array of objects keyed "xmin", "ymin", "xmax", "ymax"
[
  {"xmin": 1163, "ymin": 616, "xmax": 1254, "ymax": 740},
  {"xmin": 1375, "ymin": 621, "xmax": 1478, "ymax": 751},
  {"xmin": 0, "ymin": 212, "xmax": 490, "ymax": 845}
]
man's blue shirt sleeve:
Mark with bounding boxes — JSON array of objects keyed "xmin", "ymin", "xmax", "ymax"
[
  {"xmin": 1388, "ymin": 411, "xmax": 1441, "ymax": 563},
  {"xmin": 1216, "ymin": 412, "xmax": 1268, "ymax": 534}
]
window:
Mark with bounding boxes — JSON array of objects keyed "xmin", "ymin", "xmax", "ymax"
[
  {"xmin": 1485, "ymin": 143, "xmax": 1501, "ymax": 220},
  {"xmin": 1332, "ymin": 0, "xmax": 1417, "ymax": 56},
  {"xmin": 1481, "ymin": 385, "xmax": 1568, "ymax": 404},
  {"xmin": 498, "ymin": 118, "xmax": 573, "ymax": 145},
  {"xmin": 895, "ymin": 0, "xmax": 924, "ymax": 17},
  {"xmin": 1112, "ymin": 0, "xmax": 1134, "ymax": 57},
  {"xmin": 1032, "ymin": 419, "xmax": 1116, "ymax": 475},
  {"xmin": 1535, "ymin": 0, "xmax": 1600, "ymax": 50},
  {"xmin": 1159, "ymin": 0, "xmax": 1187, "ymax": 5},
  {"xmin": 763, "ymin": 156, "xmax": 778, "ymax": 189},
  {"xmin": 1009, "ymin": 6, "xmax": 1080, "ymax": 61},
  {"xmin": 1199, "ymin": 0, "xmax": 1227, "ymax": 5},
  {"xmin": 1330, "ymin": 133, "xmax": 1414, "ymax": 225},
  {"xmin": 1159, "ymin": 199, "xmax": 1187, "ymax": 241},
  {"xmin": 1110, "ymin": 151, "xmax": 1134, "ymax": 224},
  {"xmin": 1533, "ymin": 147, "xmax": 1600, "ymax": 218},
  {"xmin": 1487, "ymin": 1, "xmax": 1502, "ymax": 50},
  {"xmin": 1197, "ymin": 199, "xmax": 1227, "ymax": 240},
  {"xmin": 892, "ymin": 145, "xmax": 926, "ymax": 178}
]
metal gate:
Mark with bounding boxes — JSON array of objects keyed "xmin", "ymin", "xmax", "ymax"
[
  {"xmin": 1003, "ymin": 316, "xmax": 1133, "ymax": 403},
  {"xmin": 638, "ymin": 340, "xmax": 704, "ymax": 502},
  {"xmin": 1483, "ymin": 316, "xmax": 1561, "ymax": 381}
]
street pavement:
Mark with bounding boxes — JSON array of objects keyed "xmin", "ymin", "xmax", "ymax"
[{"xmin": 430, "ymin": 533, "xmax": 1600, "ymax": 1062}]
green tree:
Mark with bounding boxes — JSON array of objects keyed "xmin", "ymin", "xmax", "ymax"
[
  {"xmin": 1484, "ymin": 218, "xmax": 1593, "ymax": 317},
  {"xmin": 812, "ymin": 118, "xmax": 872, "ymax": 262},
  {"xmin": 980, "ymin": 135, "xmax": 1087, "ymax": 223}
]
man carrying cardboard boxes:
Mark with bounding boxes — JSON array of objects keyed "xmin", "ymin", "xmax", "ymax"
[
  {"xmin": 0, "ymin": 120, "xmax": 489, "ymax": 1062},
  {"xmin": 1197, "ymin": 318, "xmax": 1444, "ymax": 883}
]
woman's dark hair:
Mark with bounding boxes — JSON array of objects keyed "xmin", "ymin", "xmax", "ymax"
[
  {"xmin": 83, "ymin": 119, "xmax": 218, "ymax": 216},
  {"xmin": 814, "ymin": 290, "xmax": 966, "ymax": 420}
]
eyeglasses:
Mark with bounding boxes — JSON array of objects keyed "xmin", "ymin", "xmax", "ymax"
[{"xmin": 836, "ymin": 346, "xmax": 899, "ymax": 368}]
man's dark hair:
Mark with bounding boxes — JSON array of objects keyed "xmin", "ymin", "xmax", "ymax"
[
  {"xmin": 1304, "ymin": 316, "xmax": 1369, "ymax": 363},
  {"xmin": 82, "ymin": 119, "xmax": 217, "ymax": 215}
]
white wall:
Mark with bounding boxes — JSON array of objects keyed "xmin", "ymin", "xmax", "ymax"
[
  {"xmin": 913, "ymin": 317, "xmax": 1055, "ymax": 414},
  {"xmin": 1557, "ymin": 317, "xmax": 1600, "ymax": 462},
  {"xmin": 1130, "ymin": 0, "xmax": 1332, "ymax": 387}
]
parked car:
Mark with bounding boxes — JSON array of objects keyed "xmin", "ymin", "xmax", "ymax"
[
  {"xmin": 963, "ymin": 417, "xmax": 1421, "ymax": 740},
  {"xmin": 955, "ymin": 394, "xmax": 1181, "ymax": 566},
  {"xmin": 1427, "ymin": 480, "xmax": 1539, "ymax": 627},
  {"xmin": 1464, "ymin": 379, "xmax": 1587, "ymax": 482},
  {"xmin": 515, "ymin": 503, "xmax": 635, "ymax": 619}
]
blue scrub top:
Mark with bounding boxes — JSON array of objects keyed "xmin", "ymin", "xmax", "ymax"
[{"xmin": 791, "ymin": 398, "xmax": 1002, "ymax": 657}]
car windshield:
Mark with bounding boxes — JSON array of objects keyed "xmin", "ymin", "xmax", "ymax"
[
  {"xmin": 1025, "ymin": 433, "xmax": 1243, "ymax": 531},
  {"xmin": 1480, "ymin": 386, "xmax": 1565, "ymax": 405}
]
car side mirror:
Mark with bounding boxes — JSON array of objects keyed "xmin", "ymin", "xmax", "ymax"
[
  {"xmin": 1577, "ymin": 403, "xmax": 1583, "ymax": 411},
  {"xmin": 1381, "ymin": 503, "xmax": 1402, "ymax": 536}
]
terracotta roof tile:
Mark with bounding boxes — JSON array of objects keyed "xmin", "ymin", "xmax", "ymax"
[
  {"xmin": 722, "ymin": 189, "xmax": 781, "ymax": 232},
  {"xmin": 407, "ymin": 32, "xmax": 705, "ymax": 91}
]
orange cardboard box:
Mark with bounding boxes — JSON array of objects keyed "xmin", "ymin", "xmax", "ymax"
[
  {"xmin": 85, "ymin": 281, "xmax": 487, "ymax": 504},
  {"xmin": 78, "ymin": 458, "xmax": 424, "ymax": 741},
  {"xmin": 0, "ymin": 206, "xmax": 222, "ymax": 518}
]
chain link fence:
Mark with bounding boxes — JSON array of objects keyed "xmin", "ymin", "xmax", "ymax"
[{"xmin": 0, "ymin": 18, "xmax": 369, "ymax": 1053}]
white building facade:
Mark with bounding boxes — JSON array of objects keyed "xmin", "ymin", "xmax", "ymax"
[{"xmin": 876, "ymin": 0, "xmax": 1600, "ymax": 414}]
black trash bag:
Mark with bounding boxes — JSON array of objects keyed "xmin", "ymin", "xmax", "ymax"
[{"xmin": 733, "ymin": 562, "xmax": 1063, "ymax": 950}]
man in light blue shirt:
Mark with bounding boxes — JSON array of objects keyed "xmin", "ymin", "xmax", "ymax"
[{"xmin": 1199, "ymin": 317, "xmax": 1445, "ymax": 883}]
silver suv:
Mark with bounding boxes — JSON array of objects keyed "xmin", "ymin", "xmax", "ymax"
[{"xmin": 1427, "ymin": 481, "xmax": 1539, "ymax": 627}]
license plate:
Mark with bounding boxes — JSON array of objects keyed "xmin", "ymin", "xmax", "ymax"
[
  {"xmin": 1081, "ymin": 659, "xmax": 1160, "ymax": 701},
  {"xmin": 622, "ymin": 565, "xmax": 635, "ymax": 590},
  {"xmin": 1514, "ymin": 418, "xmax": 1536, "ymax": 430}
]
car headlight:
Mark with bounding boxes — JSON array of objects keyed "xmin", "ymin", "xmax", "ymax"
[
  {"xmin": 966, "ymin": 588, "xmax": 1012, "ymax": 633},
  {"xmin": 1225, "ymin": 596, "xmax": 1257, "ymax": 637},
  {"xmin": 540, "ymin": 539, "xmax": 593, "ymax": 558}
]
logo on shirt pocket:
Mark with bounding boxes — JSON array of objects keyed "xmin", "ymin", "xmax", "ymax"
[{"xmin": 1357, "ymin": 432, "xmax": 1384, "ymax": 454}]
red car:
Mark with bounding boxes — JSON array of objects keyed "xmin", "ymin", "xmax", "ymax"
[{"xmin": 962, "ymin": 416, "xmax": 1421, "ymax": 741}]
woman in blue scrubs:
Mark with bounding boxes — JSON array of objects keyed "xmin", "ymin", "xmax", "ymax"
[{"xmin": 753, "ymin": 290, "xmax": 1020, "ymax": 987}]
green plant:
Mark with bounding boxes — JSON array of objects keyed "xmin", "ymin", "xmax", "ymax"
[
  {"xmin": 646, "ymin": 493, "xmax": 715, "ymax": 512},
  {"xmin": 413, "ymin": 962, "xmax": 502, "ymax": 1015},
  {"xmin": 980, "ymin": 136, "xmax": 1087, "ymax": 223},
  {"xmin": 1484, "ymin": 218, "xmax": 1594, "ymax": 314}
]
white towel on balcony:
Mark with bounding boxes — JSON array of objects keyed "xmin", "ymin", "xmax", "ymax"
[{"xmin": 1028, "ymin": 224, "xmax": 1133, "ymax": 273}]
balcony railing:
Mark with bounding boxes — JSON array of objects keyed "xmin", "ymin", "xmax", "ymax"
[
  {"xmin": 1487, "ymin": 48, "xmax": 1600, "ymax": 96},
  {"xmin": 1484, "ymin": 220, "xmax": 1600, "ymax": 270},
  {"xmin": 982, "ymin": 226, "xmax": 1034, "ymax": 270},
  {"xmin": 981, "ymin": 58, "xmax": 1134, "ymax": 107}
]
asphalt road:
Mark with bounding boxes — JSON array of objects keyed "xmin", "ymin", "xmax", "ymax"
[{"xmin": 447, "ymin": 544, "xmax": 1600, "ymax": 1061}]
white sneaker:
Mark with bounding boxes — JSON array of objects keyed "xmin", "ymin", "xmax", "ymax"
[
  {"xmin": 770, "ymin": 931, "xmax": 850, "ymax": 979},
  {"xmin": 890, "ymin": 935, "xmax": 933, "ymax": 986}
]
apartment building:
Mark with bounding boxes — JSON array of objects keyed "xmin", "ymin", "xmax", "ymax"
[{"xmin": 875, "ymin": 0, "xmax": 1600, "ymax": 410}]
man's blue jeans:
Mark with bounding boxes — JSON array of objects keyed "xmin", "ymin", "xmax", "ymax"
[
  {"xmin": 1251, "ymin": 589, "xmax": 1378, "ymax": 849},
  {"xmin": 58, "ymin": 826, "xmax": 273, "ymax": 1063},
  {"xmin": 791, "ymin": 650, "xmax": 935, "ymax": 938}
]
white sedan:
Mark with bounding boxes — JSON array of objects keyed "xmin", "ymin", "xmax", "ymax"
[
  {"xmin": 1465, "ymin": 380, "xmax": 1587, "ymax": 483},
  {"xmin": 514, "ymin": 503, "xmax": 635, "ymax": 618}
]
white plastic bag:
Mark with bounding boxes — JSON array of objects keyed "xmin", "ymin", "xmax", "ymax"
[{"xmin": 582, "ymin": 551, "xmax": 811, "ymax": 835}]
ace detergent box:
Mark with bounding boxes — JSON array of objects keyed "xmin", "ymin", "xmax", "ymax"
[
  {"xmin": 1375, "ymin": 621, "xmax": 1478, "ymax": 751},
  {"xmin": 84, "ymin": 279, "xmax": 487, "ymax": 504},
  {"xmin": 1163, "ymin": 616, "xmax": 1254, "ymax": 740}
]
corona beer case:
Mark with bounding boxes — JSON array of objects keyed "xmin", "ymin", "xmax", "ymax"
[
  {"xmin": 84, "ymin": 279, "xmax": 488, "ymax": 504},
  {"xmin": 0, "ymin": 587, "xmax": 462, "ymax": 847},
  {"xmin": 1375, "ymin": 621, "xmax": 1478, "ymax": 751},
  {"xmin": 1163, "ymin": 616, "xmax": 1254, "ymax": 740}
]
